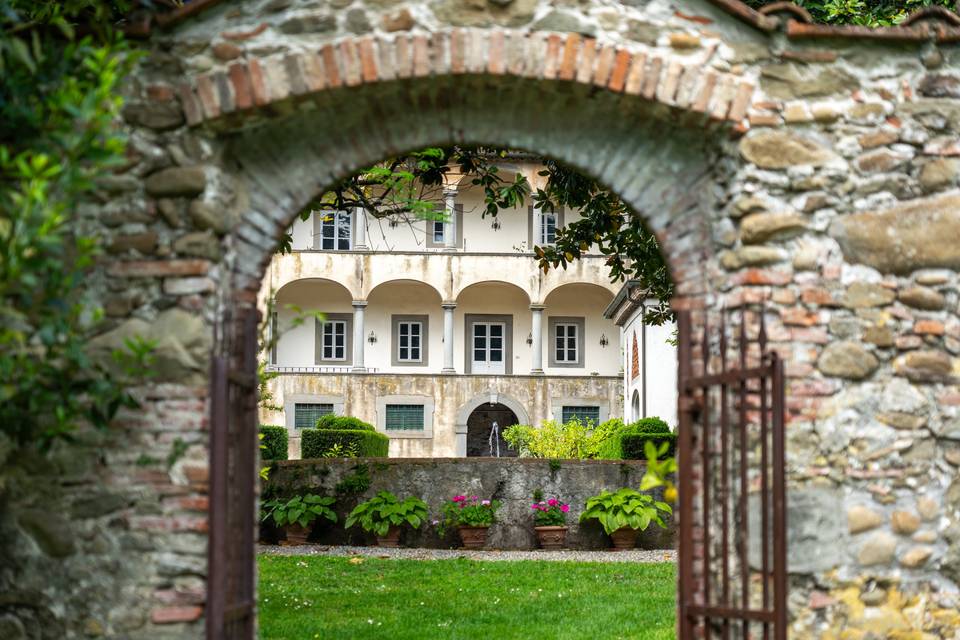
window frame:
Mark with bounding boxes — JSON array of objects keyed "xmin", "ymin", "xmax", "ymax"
[
  {"xmin": 283, "ymin": 394, "xmax": 344, "ymax": 431},
  {"xmin": 463, "ymin": 314, "xmax": 513, "ymax": 375},
  {"xmin": 384, "ymin": 404, "xmax": 426, "ymax": 431},
  {"xmin": 561, "ymin": 405, "xmax": 601, "ymax": 425},
  {"xmin": 293, "ymin": 402, "xmax": 335, "ymax": 430},
  {"xmin": 376, "ymin": 395, "xmax": 434, "ymax": 438},
  {"xmin": 391, "ymin": 314, "xmax": 429, "ymax": 367},
  {"xmin": 547, "ymin": 316, "xmax": 585, "ymax": 368},
  {"xmin": 314, "ymin": 210, "xmax": 353, "ymax": 251},
  {"xmin": 314, "ymin": 314, "xmax": 353, "ymax": 366}
]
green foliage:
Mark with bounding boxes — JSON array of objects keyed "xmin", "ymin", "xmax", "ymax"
[
  {"xmin": 335, "ymin": 464, "xmax": 372, "ymax": 496},
  {"xmin": 301, "ymin": 428, "xmax": 389, "ymax": 459},
  {"xmin": 746, "ymin": 0, "xmax": 955, "ymax": 26},
  {"xmin": 579, "ymin": 488, "xmax": 672, "ymax": 535},
  {"xmin": 437, "ymin": 495, "xmax": 502, "ymax": 537},
  {"xmin": 314, "ymin": 415, "xmax": 376, "ymax": 431},
  {"xmin": 640, "ymin": 441, "xmax": 678, "ymax": 504},
  {"xmin": 345, "ymin": 490, "xmax": 429, "ymax": 536},
  {"xmin": 261, "ymin": 494, "xmax": 337, "ymax": 529},
  {"xmin": 503, "ymin": 417, "xmax": 633, "ymax": 460},
  {"xmin": 321, "ymin": 440, "xmax": 360, "ymax": 458},
  {"xmin": 259, "ymin": 425, "xmax": 289, "ymax": 461},
  {"xmin": 0, "ymin": 4, "xmax": 145, "ymax": 451},
  {"xmin": 596, "ymin": 417, "xmax": 676, "ymax": 460}
]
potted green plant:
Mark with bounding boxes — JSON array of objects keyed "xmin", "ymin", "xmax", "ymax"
[
  {"xmin": 344, "ymin": 491, "xmax": 429, "ymax": 547},
  {"xmin": 530, "ymin": 497, "xmax": 571, "ymax": 550},
  {"xmin": 579, "ymin": 488, "xmax": 671, "ymax": 551},
  {"xmin": 261, "ymin": 494, "xmax": 337, "ymax": 545},
  {"xmin": 438, "ymin": 495, "xmax": 502, "ymax": 549}
]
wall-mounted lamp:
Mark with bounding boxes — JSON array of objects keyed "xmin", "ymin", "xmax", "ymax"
[
  {"xmin": 599, "ymin": 334, "xmax": 609, "ymax": 348},
  {"xmin": 368, "ymin": 331, "xmax": 377, "ymax": 344},
  {"xmin": 526, "ymin": 332, "xmax": 533, "ymax": 346},
  {"xmin": 491, "ymin": 219, "xmax": 501, "ymax": 231}
]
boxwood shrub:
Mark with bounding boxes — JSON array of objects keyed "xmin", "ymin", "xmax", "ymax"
[
  {"xmin": 259, "ymin": 425, "xmax": 289, "ymax": 461},
  {"xmin": 314, "ymin": 415, "xmax": 375, "ymax": 431},
  {"xmin": 597, "ymin": 417, "xmax": 676, "ymax": 460},
  {"xmin": 301, "ymin": 428, "xmax": 389, "ymax": 458}
]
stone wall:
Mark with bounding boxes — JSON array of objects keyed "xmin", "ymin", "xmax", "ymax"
[
  {"xmin": 0, "ymin": 0, "xmax": 958, "ymax": 637},
  {"xmin": 262, "ymin": 458, "xmax": 675, "ymax": 550}
]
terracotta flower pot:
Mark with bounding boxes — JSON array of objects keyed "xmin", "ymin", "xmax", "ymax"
[
  {"xmin": 376, "ymin": 525, "xmax": 402, "ymax": 548},
  {"xmin": 284, "ymin": 523, "xmax": 310, "ymax": 546},
  {"xmin": 609, "ymin": 526, "xmax": 639, "ymax": 551},
  {"xmin": 534, "ymin": 526, "xmax": 568, "ymax": 550},
  {"xmin": 457, "ymin": 525, "xmax": 489, "ymax": 549}
]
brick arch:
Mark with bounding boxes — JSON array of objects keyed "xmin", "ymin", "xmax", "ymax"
[{"xmin": 215, "ymin": 54, "xmax": 728, "ymax": 310}]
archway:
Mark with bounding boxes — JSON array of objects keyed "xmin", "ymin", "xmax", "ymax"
[
  {"xmin": 455, "ymin": 393, "xmax": 530, "ymax": 457},
  {"xmin": 465, "ymin": 403, "xmax": 519, "ymax": 458}
]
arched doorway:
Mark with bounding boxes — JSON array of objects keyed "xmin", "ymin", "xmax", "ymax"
[
  {"xmin": 631, "ymin": 390, "xmax": 641, "ymax": 421},
  {"xmin": 465, "ymin": 403, "xmax": 519, "ymax": 458}
]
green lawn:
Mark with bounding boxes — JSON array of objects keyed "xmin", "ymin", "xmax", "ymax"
[{"xmin": 258, "ymin": 555, "xmax": 676, "ymax": 640}]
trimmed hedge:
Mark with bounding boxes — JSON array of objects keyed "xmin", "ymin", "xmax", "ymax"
[
  {"xmin": 259, "ymin": 425, "xmax": 289, "ymax": 461},
  {"xmin": 301, "ymin": 428, "xmax": 389, "ymax": 458},
  {"xmin": 314, "ymin": 415, "xmax": 375, "ymax": 431},
  {"xmin": 597, "ymin": 417, "xmax": 676, "ymax": 460}
]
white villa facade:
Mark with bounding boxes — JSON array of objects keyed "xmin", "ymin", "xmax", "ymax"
[
  {"xmin": 258, "ymin": 160, "xmax": 665, "ymax": 458},
  {"xmin": 603, "ymin": 282, "xmax": 679, "ymax": 429}
]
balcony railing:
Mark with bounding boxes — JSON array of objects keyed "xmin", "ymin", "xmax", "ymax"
[{"xmin": 265, "ymin": 365, "xmax": 380, "ymax": 373}]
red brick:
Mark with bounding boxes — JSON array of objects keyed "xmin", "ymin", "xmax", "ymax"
[
  {"xmin": 449, "ymin": 30, "xmax": 465, "ymax": 74},
  {"xmin": 183, "ymin": 464, "xmax": 209, "ymax": 485},
  {"xmin": 543, "ymin": 34, "xmax": 563, "ymax": 80},
  {"xmin": 222, "ymin": 22, "xmax": 267, "ymax": 42},
  {"xmin": 151, "ymin": 606, "xmax": 203, "ymax": 625},
  {"xmin": 247, "ymin": 59, "xmax": 269, "ymax": 106},
  {"xmin": 301, "ymin": 52, "xmax": 326, "ymax": 92},
  {"xmin": 575, "ymin": 38, "xmax": 597, "ymax": 84},
  {"xmin": 641, "ymin": 56, "xmax": 662, "ymax": 99},
  {"xmin": 790, "ymin": 328, "xmax": 829, "ymax": 344},
  {"xmin": 487, "ymin": 31, "xmax": 505, "ymax": 75},
  {"xmin": 321, "ymin": 44, "xmax": 342, "ymax": 87},
  {"xmin": 147, "ymin": 84, "xmax": 175, "ymax": 102},
  {"xmin": 108, "ymin": 260, "xmax": 210, "ymax": 278},
  {"xmin": 728, "ymin": 81, "xmax": 755, "ymax": 122},
  {"xmin": 691, "ymin": 71, "xmax": 717, "ymax": 112},
  {"xmin": 154, "ymin": 586, "xmax": 206, "ymax": 606},
  {"xmin": 593, "ymin": 44, "xmax": 616, "ymax": 88},
  {"xmin": 167, "ymin": 496, "xmax": 209, "ymax": 512},
  {"xmin": 623, "ymin": 52, "xmax": 647, "ymax": 95},
  {"xmin": 195, "ymin": 74, "xmax": 220, "ymax": 120},
  {"xmin": 781, "ymin": 308, "xmax": 822, "ymax": 327},
  {"xmin": 228, "ymin": 63, "xmax": 253, "ymax": 111},
  {"xmin": 129, "ymin": 515, "xmax": 208, "ymax": 533},
  {"xmin": 339, "ymin": 40, "xmax": 361, "ymax": 86},
  {"xmin": 411, "ymin": 35, "xmax": 429, "ymax": 78},
  {"xmin": 731, "ymin": 269, "xmax": 793, "ymax": 286},
  {"xmin": 607, "ymin": 50, "xmax": 631, "ymax": 92},
  {"xmin": 558, "ymin": 33, "xmax": 581, "ymax": 81},
  {"xmin": 177, "ymin": 84, "xmax": 203, "ymax": 126},
  {"xmin": 394, "ymin": 35, "xmax": 413, "ymax": 78},
  {"xmin": 748, "ymin": 112, "xmax": 783, "ymax": 127},
  {"xmin": 358, "ymin": 37, "xmax": 378, "ymax": 82}
]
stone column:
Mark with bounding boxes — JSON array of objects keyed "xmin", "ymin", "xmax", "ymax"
[
  {"xmin": 442, "ymin": 301, "xmax": 456, "ymax": 373},
  {"xmin": 352, "ymin": 300, "xmax": 367, "ymax": 372},
  {"xmin": 530, "ymin": 304, "xmax": 545, "ymax": 375},
  {"xmin": 443, "ymin": 187, "xmax": 457, "ymax": 251},
  {"xmin": 353, "ymin": 207, "xmax": 367, "ymax": 250}
]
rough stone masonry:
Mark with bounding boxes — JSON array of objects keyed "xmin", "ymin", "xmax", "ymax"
[{"xmin": 0, "ymin": 0, "xmax": 959, "ymax": 637}]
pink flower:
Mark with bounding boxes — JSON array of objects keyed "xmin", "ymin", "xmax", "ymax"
[
  {"xmin": 453, "ymin": 495, "xmax": 466, "ymax": 503},
  {"xmin": 471, "ymin": 496, "xmax": 478, "ymax": 501},
  {"xmin": 530, "ymin": 504, "xmax": 538, "ymax": 510},
  {"xmin": 482, "ymin": 500, "xmax": 490, "ymax": 506},
  {"xmin": 547, "ymin": 498, "xmax": 558, "ymax": 507},
  {"xmin": 560, "ymin": 504, "xmax": 570, "ymax": 513}
]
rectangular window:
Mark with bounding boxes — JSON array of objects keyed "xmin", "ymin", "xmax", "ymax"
[
  {"xmin": 321, "ymin": 320, "xmax": 347, "ymax": 361},
  {"xmin": 554, "ymin": 322, "xmax": 578, "ymax": 363},
  {"xmin": 561, "ymin": 406, "xmax": 600, "ymax": 425},
  {"xmin": 397, "ymin": 321, "xmax": 423, "ymax": 362},
  {"xmin": 295, "ymin": 403, "xmax": 334, "ymax": 429},
  {"xmin": 385, "ymin": 404, "xmax": 425, "ymax": 431},
  {"xmin": 432, "ymin": 219, "xmax": 445, "ymax": 244},
  {"xmin": 318, "ymin": 211, "xmax": 352, "ymax": 251},
  {"xmin": 538, "ymin": 211, "xmax": 557, "ymax": 245}
]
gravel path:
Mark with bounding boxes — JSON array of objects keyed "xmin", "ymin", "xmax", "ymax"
[{"xmin": 259, "ymin": 544, "xmax": 676, "ymax": 563}]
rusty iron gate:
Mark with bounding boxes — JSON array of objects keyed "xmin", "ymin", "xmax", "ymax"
[
  {"xmin": 207, "ymin": 307, "xmax": 259, "ymax": 639},
  {"xmin": 677, "ymin": 307, "xmax": 787, "ymax": 640}
]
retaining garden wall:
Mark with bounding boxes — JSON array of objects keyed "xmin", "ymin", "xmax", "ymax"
[{"xmin": 263, "ymin": 458, "xmax": 676, "ymax": 550}]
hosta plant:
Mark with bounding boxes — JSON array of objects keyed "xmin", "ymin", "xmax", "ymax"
[
  {"xmin": 345, "ymin": 491, "xmax": 429, "ymax": 536},
  {"xmin": 261, "ymin": 494, "xmax": 337, "ymax": 529},
  {"xmin": 579, "ymin": 488, "xmax": 671, "ymax": 535}
]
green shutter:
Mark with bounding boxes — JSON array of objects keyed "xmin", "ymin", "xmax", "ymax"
[
  {"xmin": 294, "ymin": 403, "xmax": 334, "ymax": 429},
  {"xmin": 385, "ymin": 404, "xmax": 424, "ymax": 431}
]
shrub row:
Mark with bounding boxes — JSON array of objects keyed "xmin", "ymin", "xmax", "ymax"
[
  {"xmin": 301, "ymin": 428, "xmax": 389, "ymax": 458},
  {"xmin": 596, "ymin": 417, "xmax": 675, "ymax": 460},
  {"xmin": 314, "ymin": 415, "xmax": 376, "ymax": 431},
  {"xmin": 259, "ymin": 425, "xmax": 289, "ymax": 461}
]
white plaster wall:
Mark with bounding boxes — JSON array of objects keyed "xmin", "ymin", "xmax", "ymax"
[
  {"xmin": 542, "ymin": 283, "xmax": 620, "ymax": 377},
  {"xmin": 622, "ymin": 301, "xmax": 678, "ymax": 429},
  {"xmin": 274, "ymin": 279, "xmax": 353, "ymax": 367}
]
